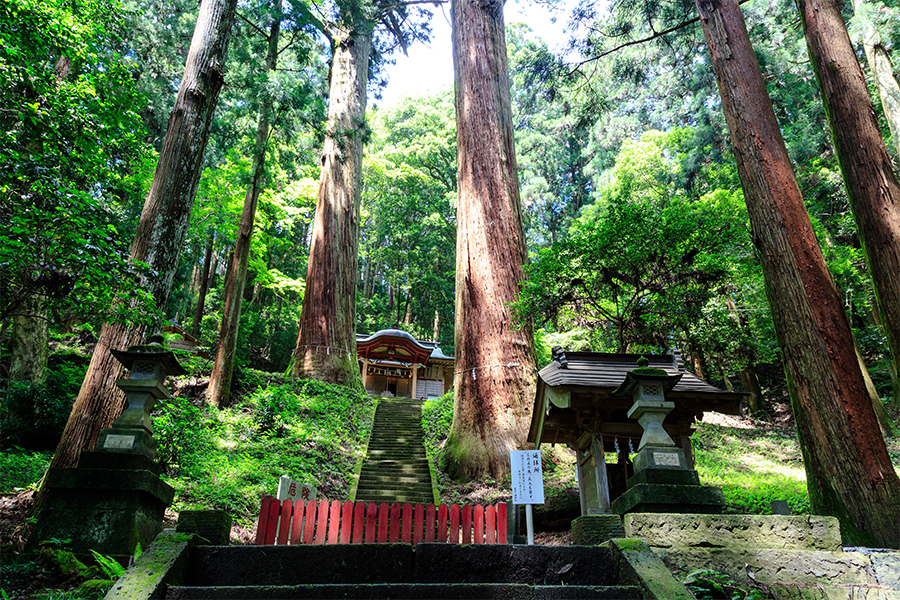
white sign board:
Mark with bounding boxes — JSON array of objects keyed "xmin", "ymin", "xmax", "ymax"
[
  {"xmin": 276, "ymin": 475, "xmax": 317, "ymax": 503},
  {"xmin": 511, "ymin": 450, "xmax": 544, "ymax": 505}
]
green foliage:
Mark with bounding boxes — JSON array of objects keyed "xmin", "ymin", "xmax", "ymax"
[
  {"xmin": 516, "ymin": 128, "xmax": 751, "ymax": 353},
  {"xmin": 151, "ymin": 378, "xmax": 375, "ymax": 524},
  {"xmin": 0, "ymin": 363, "xmax": 85, "ymax": 449},
  {"xmin": 358, "ymin": 92, "xmax": 457, "ymax": 348},
  {"xmin": 422, "ymin": 392, "xmax": 453, "ymax": 459},
  {"xmin": 87, "ymin": 549, "xmax": 125, "ymax": 580},
  {"xmin": 682, "ymin": 569, "xmax": 769, "ymax": 600},
  {"xmin": 0, "ymin": 0, "xmax": 158, "ymax": 326},
  {"xmin": 0, "ymin": 447, "xmax": 51, "ymax": 490}
]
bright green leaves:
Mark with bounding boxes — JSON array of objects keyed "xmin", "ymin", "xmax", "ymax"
[
  {"xmin": 0, "ymin": 0, "xmax": 155, "ymax": 325},
  {"xmin": 515, "ymin": 128, "xmax": 753, "ymax": 353}
]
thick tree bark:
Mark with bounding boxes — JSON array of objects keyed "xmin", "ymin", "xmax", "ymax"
[
  {"xmin": 851, "ymin": 0, "xmax": 900, "ymax": 158},
  {"xmin": 9, "ymin": 295, "xmax": 49, "ymax": 384},
  {"xmin": 47, "ymin": 0, "xmax": 239, "ymax": 472},
  {"xmin": 207, "ymin": 2, "xmax": 281, "ymax": 406},
  {"xmin": 798, "ymin": 0, "xmax": 900, "ymax": 411},
  {"xmin": 191, "ymin": 232, "xmax": 215, "ymax": 336},
  {"xmin": 447, "ymin": 0, "xmax": 537, "ymax": 479},
  {"xmin": 290, "ymin": 24, "xmax": 369, "ymax": 389},
  {"xmin": 696, "ymin": 0, "xmax": 900, "ymax": 547}
]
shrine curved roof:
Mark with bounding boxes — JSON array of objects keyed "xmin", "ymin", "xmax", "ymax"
[{"xmin": 356, "ymin": 328, "xmax": 454, "ymax": 364}]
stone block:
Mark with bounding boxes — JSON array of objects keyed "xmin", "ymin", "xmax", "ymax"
[
  {"xmin": 176, "ymin": 511, "xmax": 233, "ymax": 545},
  {"xmin": 571, "ymin": 515, "xmax": 625, "ymax": 545},
  {"xmin": 413, "ymin": 544, "xmax": 618, "ymax": 586},
  {"xmin": 610, "ymin": 484, "xmax": 724, "ymax": 515},
  {"xmin": 28, "ymin": 466, "xmax": 173, "ymax": 558},
  {"xmin": 105, "ymin": 531, "xmax": 197, "ymax": 600},
  {"xmin": 624, "ymin": 513, "xmax": 842, "ymax": 551},
  {"xmin": 654, "ymin": 548, "xmax": 874, "ymax": 589},
  {"xmin": 626, "ymin": 468, "xmax": 700, "ymax": 487},
  {"xmin": 603, "ymin": 539, "xmax": 693, "ymax": 600}
]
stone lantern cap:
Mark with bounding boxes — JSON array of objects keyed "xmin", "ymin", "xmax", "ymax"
[
  {"xmin": 613, "ymin": 356, "xmax": 682, "ymax": 399},
  {"xmin": 111, "ymin": 333, "xmax": 188, "ymax": 379}
]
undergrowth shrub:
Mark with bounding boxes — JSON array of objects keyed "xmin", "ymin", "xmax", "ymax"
[
  {"xmin": 0, "ymin": 362, "xmax": 85, "ymax": 449},
  {"xmin": 151, "ymin": 380, "xmax": 375, "ymax": 525},
  {"xmin": 421, "ymin": 391, "xmax": 453, "ymax": 458}
]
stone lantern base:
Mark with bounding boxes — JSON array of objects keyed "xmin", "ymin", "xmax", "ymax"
[
  {"xmin": 28, "ymin": 452, "xmax": 173, "ymax": 559},
  {"xmin": 610, "ymin": 458, "xmax": 724, "ymax": 516}
]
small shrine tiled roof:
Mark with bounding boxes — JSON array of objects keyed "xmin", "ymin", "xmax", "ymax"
[{"xmin": 539, "ymin": 351, "xmax": 738, "ymax": 398}]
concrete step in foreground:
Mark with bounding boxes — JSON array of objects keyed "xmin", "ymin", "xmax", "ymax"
[{"xmin": 163, "ymin": 544, "xmax": 644, "ymax": 599}]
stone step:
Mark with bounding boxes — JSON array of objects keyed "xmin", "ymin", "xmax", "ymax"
[
  {"xmin": 167, "ymin": 584, "xmax": 641, "ymax": 599},
  {"xmin": 181, "ymin": 545, "xmax": 622, "ymax": 587}
]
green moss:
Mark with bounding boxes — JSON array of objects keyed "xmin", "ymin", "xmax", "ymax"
[{"xmin": 630, "ymin": 367, "xmax": 668, "ymax": 376}]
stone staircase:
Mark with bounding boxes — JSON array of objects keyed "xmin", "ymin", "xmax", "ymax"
[{"xmin": 355, "ymin": 398, "xmax": 434, "ymax": 504}]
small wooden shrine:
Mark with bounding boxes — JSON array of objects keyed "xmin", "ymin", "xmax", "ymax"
[
  {"xmin": 356, "ymin": 327, "xmax": 454, "ymax": 399},
  {"xmin": 527, "ymin": 349, "xmax": 745, "ymax": 515}
]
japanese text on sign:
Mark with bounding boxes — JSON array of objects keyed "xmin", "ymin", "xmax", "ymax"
[
  {"xmin": 276, "ymin": 475, "xmax": 317, "ymax": 502},
  {"xmin": 511, "ymin": 450, "xmax": 544, "ymax": 504}
]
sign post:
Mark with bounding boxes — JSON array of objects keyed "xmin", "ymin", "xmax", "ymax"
[{"xmin": 510, "ymin": 450, "xmax": 544, "ymax": 545}]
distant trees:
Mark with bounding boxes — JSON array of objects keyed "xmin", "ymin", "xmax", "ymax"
[
  {"xmin": 359, "ymin": 92, "xmax": 457, "ymax": 344},
  {"xmin": 445, "ymin": 0, "xmax": 536, "ymax": 479},
  {"xmin": 515, "ymin": 129, "xmax": 749, "ymax": 354}
]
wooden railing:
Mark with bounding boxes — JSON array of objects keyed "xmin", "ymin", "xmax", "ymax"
[{"xmin": 254, "ymin": 496, "xmax": 508, "ymax": 545}]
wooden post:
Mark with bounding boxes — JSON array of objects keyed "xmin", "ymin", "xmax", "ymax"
[
  {"xmin": 575, "ymin": 449, "xmax": 588, "ymax": 515},
  {"xmin": 361, "ymin": 358, "xmax": 369, "ymax": 393},
  {"xmin": 411, "ymin": 363, "xmax": 418, "ymax": 399},
  {"xmin": 592, "ymin": 436, "xmax": 611, "ymax": 513}
]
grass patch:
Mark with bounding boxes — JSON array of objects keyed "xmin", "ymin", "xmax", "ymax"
[
  {"xmin": 691, "ymin": 421, "xmax": 810, "ymax": 514},
  {"xmin": 152, "ymin": 375, "xmax": 376, "ymax": 527},
  {"xmin": 0, "ymin": 448, "xmax": 52, "ymax": 491}
]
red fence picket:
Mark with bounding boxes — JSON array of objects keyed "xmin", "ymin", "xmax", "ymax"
[{"xmin": 254, "ymin": 496, "xmax": 510, "ymax": 547}]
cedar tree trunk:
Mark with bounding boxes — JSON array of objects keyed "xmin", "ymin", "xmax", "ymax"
[
  {"xmin": 9, "ymin": 295, "xmax": 49, "ymax": 384},
  {"xmin": 191, "ymin": 232, "xmax": 215, "ymax": 336},
  {"xmin": 696, "ymin": 0, "xmax": 900, "ymax": 547},
  {"xmin": 47, "ymin": 0, "xmax": 239, "ymax": 471},
  {"xmin": 290, "ymin": 25, "xmax": 370, "ymax": 389},
  {"xmin": 447, "ymin": 0, "xmax": 537, "ymax": 479},
  {"xmin": 207, "ymin": 3, "xmax": 281, "ymax": 406},
  {"xmin": 798, "ymin": 0, "xmax": 900, "ymax": 409}
]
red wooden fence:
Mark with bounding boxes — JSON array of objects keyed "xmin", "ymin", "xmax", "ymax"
[{"xmin": 254, "ymin": 496, "xmax": 508, "ymax": 546}]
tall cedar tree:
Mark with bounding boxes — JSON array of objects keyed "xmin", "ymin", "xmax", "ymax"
[
  {"xmin": 290, "ymin": 11, "xmax": 371, "ymax": 387},
  {"xmin": 207, "ymin": 0, "xmax": 283, "ymax": 406},
  {"xmin": 446, "ymin": 0, "xmax": 537, "ymax": 478},
  {"xmin": 695, "ymin": 0, "xmax": 900, "ymax": 547},
  {"xmin": 798, "ymin": 0, "xmax": 900, "ymax": 408},
  {"xmin": 46, "ymin": 0, "xmax": 239, "ymax": 473}
]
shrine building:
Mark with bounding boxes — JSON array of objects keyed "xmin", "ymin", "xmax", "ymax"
[{"xmin": 356, "ymin": 327, "xmax": 454, "ymax": 399}]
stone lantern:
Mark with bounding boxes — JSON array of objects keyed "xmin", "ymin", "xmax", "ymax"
[
  {"xmin": 29, "ymin": 334, "xmax": 183, "ymax": 559},
  {"xmin": 610, "ymin": 357, "xmax": 725, "ymax": 515},
  {"xmin": 95, "ymin": 333, "xmax": 187, "ymax": 460}
]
